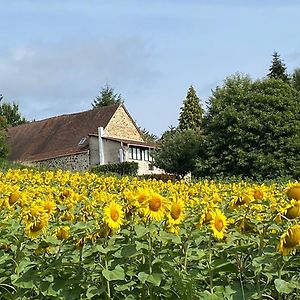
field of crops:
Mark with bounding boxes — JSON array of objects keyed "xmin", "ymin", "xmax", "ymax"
[{"xmin": 0, "ymin": 169, "xmax": 300, "ymax": 299}]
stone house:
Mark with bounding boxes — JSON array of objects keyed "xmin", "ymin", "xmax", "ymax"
[{"xmin": 7, "ymin": 103, "xmax": 161, "ymax": 175}]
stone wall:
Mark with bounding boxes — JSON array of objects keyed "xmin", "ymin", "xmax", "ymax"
[
  {"xmin": 35, "ymin": 152, "xmax": 90, "ymax": 171},
  {"xmin": 104, "ymin": 106, "xmax": 143, "ymax": 141},
  {"xmin": 128, "ymin": 159, "xmax": 164, "ymax": 176}
]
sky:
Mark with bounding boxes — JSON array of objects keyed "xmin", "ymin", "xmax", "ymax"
[{"xmin": 1, "ymin": 0, "xmax": 300, "ymax": 136}]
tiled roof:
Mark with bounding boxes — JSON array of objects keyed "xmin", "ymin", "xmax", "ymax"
[
  {"xmin": 7, "ymin": 104, "xmax": 120, "ymax": 162},
  {"xmin": 103, "ymin": 136, "xmax": 156, "ymax": 148}
]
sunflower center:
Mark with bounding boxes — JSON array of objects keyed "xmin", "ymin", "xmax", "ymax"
[
  {"xmin": 254, "ymin": 189, "xmax": 264, "ymax": 200},
  {"xmin": 149, "ymin": 197, "xmax": 162, "ymax": 212},
  {"xmin": 9, "ymin": 191, "xmax": 19, "ymax": 205},
  {"xmin": 110, "ymin": 207, "xmax": 119, "ymax": 222},
  {"xmin": 30, "ymin": 221, "xmax": 45, "ymax": 233},
  {"xmin": 214, "ymin": 217, "xmax": 224, "ymax": 232},
  {"xmin": 171, "ymin": 204, "xmax": 181, "ymax": 220},
  {"xmin": 138, "ymin": 194, "xmax": 147, "ymax": 204}
]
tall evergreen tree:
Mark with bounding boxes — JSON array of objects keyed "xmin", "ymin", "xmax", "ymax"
[
  {"xmin": 267, "ymin": 51, "xmax": 289, "ymax": 82},
  {"xmin": 92, "ymin": 84, "xmax": 123, "ymax": 108},
  {"xmin": 178, "ymin": 86, "xmax": 204, "ymax": 131}
]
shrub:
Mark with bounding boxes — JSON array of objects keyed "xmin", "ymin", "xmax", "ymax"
[{"xmin": 91, "ymin": 161, "xmax": 138, "ymax": 176}]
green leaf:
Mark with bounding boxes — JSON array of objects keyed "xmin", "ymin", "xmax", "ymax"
[
  {"xmin": 0, "ymin": 254, "xmax": 10, "ymax": 265},
  {"xmin": 135, "ymin": 241, "xmax": 148, "ymax": 251},
  {"xmin": 137, "ymin": 272, "xmax": 162, "ymax": 286},
  {"xmin": 86, "ymin": 286, "xmax": 105, "ymax": 298},
  {"xmin": 115, "ymin": 281, "xmax": 135, "ymax": 291},
  {"xmin": 146, "ymin": 273, "xmax": 162, "ymax": 286},
  {"xmin": 274, "ymin": 278, "xmax": 295, "ymax": 294},
  {"xmin": 213, "ymin": 259, "xmax": 238, "ymax": 274},
  {"xmin": 134, "ymin": 225, "xmax": 149, "ymax": 238},
  {"xmin": 121, "ymin": 244, "xmax": 137, "ymax": 257},
  {"xmin": 102, "ymin": 265, "xmax": 125, "ymax": 281},
  {"xmin": 137, "ymin": 272, "xmax": 148, "ymax": 284}
]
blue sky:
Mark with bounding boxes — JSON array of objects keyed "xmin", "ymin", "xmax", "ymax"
[{"xmin": 1, "ymin": 0, "xmax": 300, "ymax": 136}]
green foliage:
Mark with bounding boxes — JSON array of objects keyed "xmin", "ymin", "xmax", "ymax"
[
  {"xmin": 267, "ymin": 51, "xmax": 289, "ymax": 82},
  {"xmin": 92, "ymin": 84, "xmax": 123, "ymax": 108},
  {"xmin": 196, "ymin": 74, "xmax": 300, "ymax": 179},
  {"xmin": 0, "ymin": 94, "xmax": 27, "ymax": 127},
  {"xmin": 292, "ymin": 68, "xmax": 300, "ymax": 91},
  {"xmin": 178, "ymin": 85, "xmax": 204, "ymax": 131},
  {"xmin": 92, "ymin": 161, "xmax": 138, "ymax": 176},
  {"xmin": 139, "ymin": 127, "xmax": 158, "ymax": 143},
  {"xmin": 153, "ymin": 129, "xmax": 202, "ymax": 178}
]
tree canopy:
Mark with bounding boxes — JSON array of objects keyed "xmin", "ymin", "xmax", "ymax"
[
  {"xmin": 196, "ymin": 74, "xmax": 300, "ymax": 179},
  {"xmin": 292, "ymin": 68, "xmax": 300, "ymax": 91},
  {"xmin": 178, "ymin": 86, "xmax": 204, "ymax": 131},
  {"xmin": 92, "ymin": 84, "xmax": 123, "ymax": 108},
  {"xmin": 153, "ymin": 129, "xmax": 202, "ymax": 179}
]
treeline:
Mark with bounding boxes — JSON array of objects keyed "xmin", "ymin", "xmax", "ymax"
[{"xmin": 153, "ymin": 52, "xmax": 300, "ymax": 180}]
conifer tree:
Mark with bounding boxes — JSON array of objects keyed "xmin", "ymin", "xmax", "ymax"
[
  {"xmin": 267, "ymin": 51, "xmax": 289, "ymax": 82},
  {"xmin": 92, "ymin": 84, "xmax": 123, "ymax": 108},
  {"xmin": 178, "ymin": 86, "xmax": 204, "ymax": 131}
]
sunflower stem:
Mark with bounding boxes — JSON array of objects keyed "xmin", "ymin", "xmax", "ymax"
[
  {"xmin": 105, "ymin": 254, "xmax": 111, "ymax": 299},
  {"xmin": 208, "ymin": 233, "xmax": 213, "ymax": 293}
]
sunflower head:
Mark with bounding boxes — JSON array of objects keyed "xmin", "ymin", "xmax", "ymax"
[
  {"xmin": 144, "ymin": 193, "xmax": 166, "ymax": 222},
  {"xmin": 278, "ymin": 224, "xmax": 300, "ymax": 256},
  {"xmin": 210, "ymin": 209, "xmax": 228, "ymax": 240},
  {"xmin": 168, "ymin": 198, "xmax": 185, "ymax": 225},
  {"xmin": 103, "ymin": 201, "xmax": 124, "ymax": 230},
  {"xmin": 287, "ymin": 184, "xmax": 300, "ymax": 201},
  {"xmin": 9, "ymin": 190, "xmax": 20, "ymax": 206},
  {"xmin": 285, "ymin": 200, "xmax": 300, "ymax": 219},
  {"xmin": 56, "ymin": 226, "xmax": 70, "ymax": 240}
]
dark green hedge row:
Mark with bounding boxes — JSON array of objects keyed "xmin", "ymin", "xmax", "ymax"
[{"xmin": 91, "ymin": 161, "xmax": 139, "ymax": 176}]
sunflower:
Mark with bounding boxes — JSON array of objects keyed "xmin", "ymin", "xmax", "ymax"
[
  {"xmin": 285, "ymin": 200, "xmax": 300, "ymax": 219},
  {"xmin": 168, "ymin": 198, "xmax": 185, "ymax": 225},
  {"xmin": 56, "ymin": 226, "xmax": 70, "ymax": 240},
  {"xmin": 286, "ymin": 184, "xmax": 300, "ymax": 201},
  {"xmin": 210, "ymin": 209, "xmax": 228, "ymax": 240},
  {"xmin": 40, "ymin": 199, "xmax": 57, "ymax": 216},
  {"xmin": 8, "ymin": 190, "xmax": 20, "ymax": 206},
  {"xmin": 103, "ymin": 201, "xmax": 124, "ymax": 230},
  {"xmin": 26, "ymin": 219, "xmax": 48, "ymax": 238},
  {"xmin": 278, "ymin": 224, "xmax": 300, "ymax": 256},
  {"xmin": 144, "ymin": 193, "xmax": 167, "ymax": 222}
]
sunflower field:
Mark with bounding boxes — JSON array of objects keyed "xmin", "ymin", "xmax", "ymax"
[{"xmin": 1, "ymin": 169, "xmax": 300, "ymax": 299}]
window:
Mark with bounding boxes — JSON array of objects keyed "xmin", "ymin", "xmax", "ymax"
[
  {"xmin": 128, "ymin": 146, "xmax": 154, "ymax": 161},
  {"xmin": 78, "ymin": 137, "xmax": 86, "ymax": 145}
]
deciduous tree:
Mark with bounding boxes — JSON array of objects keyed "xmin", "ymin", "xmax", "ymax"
[{"xmin": 196, "ymin": 74, "xmax": 300, "ymax": 179}]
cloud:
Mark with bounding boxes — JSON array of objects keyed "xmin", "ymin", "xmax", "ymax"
[{"xmin": 0, "ymin": 37, "xmax": 160, "ymax": 120}]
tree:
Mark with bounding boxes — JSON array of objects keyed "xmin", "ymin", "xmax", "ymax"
[
  {"xmin": 267, "ymin": 51, "xmax": 289, "ymax": 82},
  {"xmin": 0, "ymin": 95, "xmax": 27, "ymax": 127},
  {"xmin": 178, "ymin": 86, "xmax": 204, "ymax": 131},
  {"xmin": 292, "ymin": 68, "xmax": 300, "ymax": 91},
  {"xmin": 152, "ymin": 129, "xmax": 202, "ymax": 179},
  {"xmin": 139, "ymin": 127, "xmax": 158, "ymax": 143},
  {"xmin": 92, "ymin": 84, "xmax": 123, "ymax": 108},
  {"xmin": 196, "ymin": 74, "xmax": 300, "ymax": 179}
]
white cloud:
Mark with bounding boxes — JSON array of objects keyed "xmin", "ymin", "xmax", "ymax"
[{"xmin": 0, "ymin": 37, "xmax": 161, "ymax": 120}]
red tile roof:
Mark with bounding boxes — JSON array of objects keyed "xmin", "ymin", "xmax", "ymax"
[{"xmin": 7, "ymin": 104, "xmax": 120, "ymax": 162}]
